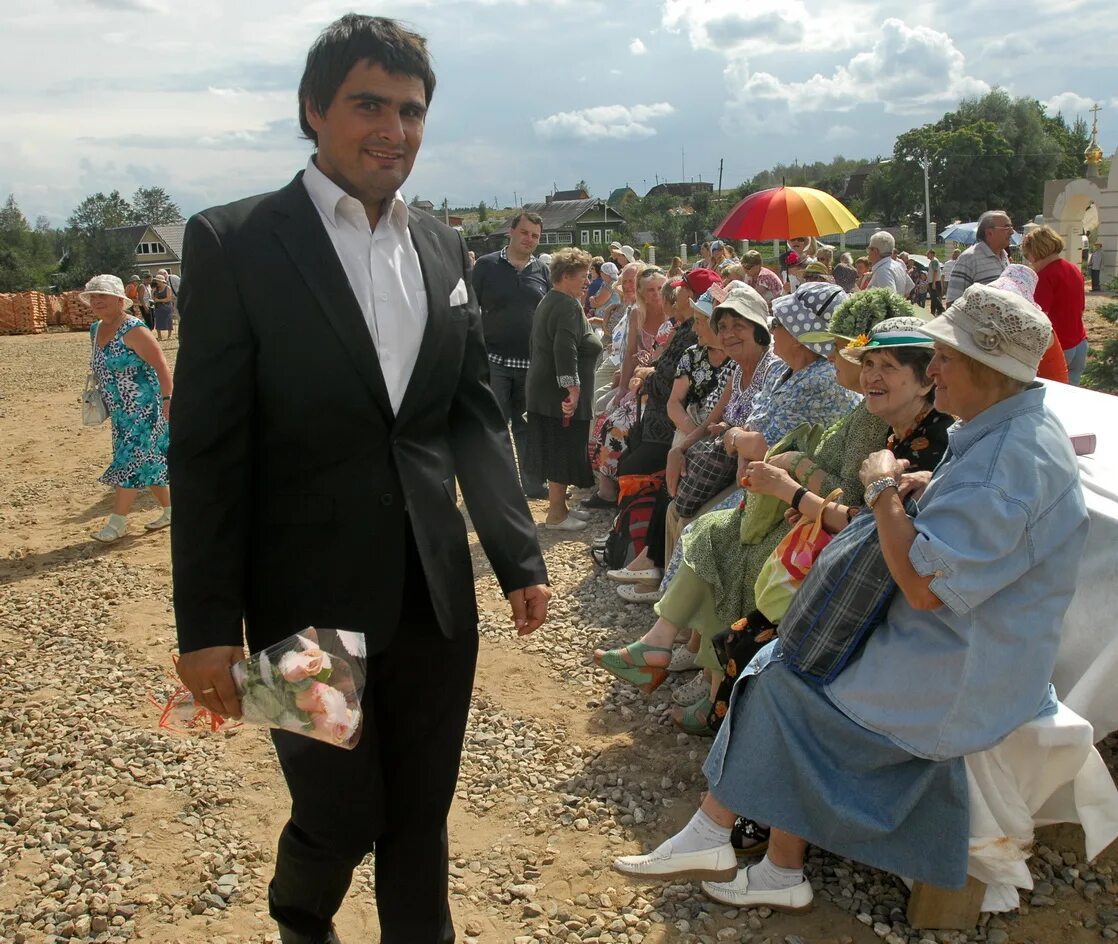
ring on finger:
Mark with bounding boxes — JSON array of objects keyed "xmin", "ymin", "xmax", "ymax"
[{"xmin": 201, "ymin": 687, "xmax": 216, "ymax": 694}]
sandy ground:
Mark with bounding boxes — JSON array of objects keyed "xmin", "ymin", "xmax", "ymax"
[{"xmin": 1, "ymin": 304, "xmax": 1116, "ymax": 943}]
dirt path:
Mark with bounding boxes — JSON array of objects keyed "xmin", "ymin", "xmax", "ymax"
[{"xmin": 1, "ymin": 330, "xmax": 1116, "ymax": 944}]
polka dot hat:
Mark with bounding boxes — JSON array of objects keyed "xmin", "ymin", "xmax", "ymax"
[{"xmin": 770, "ymin": 283, "xmax": 850, "ymax": 356}]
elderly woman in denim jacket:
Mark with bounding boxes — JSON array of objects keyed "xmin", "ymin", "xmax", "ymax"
[{"xmin": 610, "ymin": 284, "xmax": 1088, "ymax": 913}]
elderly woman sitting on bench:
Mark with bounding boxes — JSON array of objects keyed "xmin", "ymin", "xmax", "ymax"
[{"xmin": 612, "ymin": 284, "xmax": 1089, "ymax": 912}]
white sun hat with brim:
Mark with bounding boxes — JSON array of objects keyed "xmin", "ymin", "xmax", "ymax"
[
  {"xmin": 79, "ymin": 274, "xmax": 130, "ymax": 307},
  {"xmin": 708, "ymin": 281, "xmax": 770, "ymax": 332},
  {"xmin": 840, "ymin": 315, "xmax": 935, "ymax": 363},
  {"xmin": 919, "ymin": 284, "xmax": 1052, "ymax": 384}
]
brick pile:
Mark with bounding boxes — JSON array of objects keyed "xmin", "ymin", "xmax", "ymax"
[
  {"xmin": 45, "ymin": 294, "xmax": 65, "ymax": 327},
  {"xmin": 0, "ymin": 292, "xmax": 48, "ymax": 335},
  {"xmin": 62, "ymin": 292, "xmax": 96, "ymax": 331}
]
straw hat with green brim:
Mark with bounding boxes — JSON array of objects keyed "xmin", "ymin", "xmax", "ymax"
[
  {"xmin": 919, "ymin": 284, "xmax": 1052, "ymax": 384},
  {"xmin": 800, "ymin": 287, "xmax": 922, "ymax": 344},
  {"xmin": 839, "ymin": 316, "xmax": 935, "ymax": 363}
]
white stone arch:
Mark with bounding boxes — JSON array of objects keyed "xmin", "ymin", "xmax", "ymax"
[
  {"xmin": 1051, "ymin": 178, "xmax": 1104, "ymax": 266},
  {"xmin": 1047, "ymin": 150, "xmax": 1117, "ymax": 283}
]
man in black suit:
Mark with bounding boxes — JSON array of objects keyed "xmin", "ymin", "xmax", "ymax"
[{"xmin": 169, "ymin": 15, "xmax": 550, "ymax": 944}]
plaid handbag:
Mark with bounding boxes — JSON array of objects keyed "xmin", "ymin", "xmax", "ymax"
[{"xmin": 778, "ymin": 499, "xmax": 916, "ymax": 685}]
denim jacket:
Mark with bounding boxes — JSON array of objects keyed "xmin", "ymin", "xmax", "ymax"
[{"xmin": 826, "ymin": 384, "xmax": 1088, "ymax": 760}]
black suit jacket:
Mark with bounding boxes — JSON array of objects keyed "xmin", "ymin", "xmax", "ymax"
[{"xmin": 170, "ymin": 173, "xmax": 548, "ymax": 656}]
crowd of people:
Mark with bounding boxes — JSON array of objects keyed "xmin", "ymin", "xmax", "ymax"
[
  {"xmin": 122, "ymin": 267, "xmax": 180, "ymax": 340},
  {"xmin": 473, "ymin": 207, "xmax": 1091, "ymax": 910}
]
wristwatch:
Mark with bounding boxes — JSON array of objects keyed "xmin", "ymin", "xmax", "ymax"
[{"xmin": 864, "ymin": 476, "xmax": 899, "ymax": 509}]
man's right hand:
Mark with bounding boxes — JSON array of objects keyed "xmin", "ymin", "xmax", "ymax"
[{"xmin": 176, "ymin": 645, "xmax": 246, "ymax": 719}]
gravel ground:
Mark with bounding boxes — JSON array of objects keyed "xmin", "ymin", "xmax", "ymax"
[{"xmin": 2, "ymin": 328, "xmax": 1117, "ymax": 944}]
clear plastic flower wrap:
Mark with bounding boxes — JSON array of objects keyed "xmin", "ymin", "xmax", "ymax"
[
  {"xmin": 153, "ymin": 628, "xmax": 366, "ymax": 750},
  {"xmin": 234, "ymin": 628, "xmax": 366, "ymax": 749}
]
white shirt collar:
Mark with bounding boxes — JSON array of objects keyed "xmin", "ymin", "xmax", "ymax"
[{"xmin": 303, "ymin": 156, "xmax": 409, "ymax": 233}]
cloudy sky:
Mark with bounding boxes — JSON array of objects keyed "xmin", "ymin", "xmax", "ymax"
[{"xmin": 3, "ymin": 0, "xmax": 1114, "ymax": 226}]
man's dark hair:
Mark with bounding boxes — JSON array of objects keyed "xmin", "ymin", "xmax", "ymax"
[
  {"xmin": 298, "ymin": 14, "xmax": 436, "ymax": 145},
  {"xmin": 508, "ymin": 210, "xmax": 543, "ymax": 232}
]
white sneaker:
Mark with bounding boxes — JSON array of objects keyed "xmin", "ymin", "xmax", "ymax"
[
  {"xmin": 667, "ymin": 645, "xmax": 700, "ymax": 673},
  {"xmin": 545, "ymin": 515, "xmax": 588, "ymax": 531},
  {"xmin": 701, "ymin": 867, "xmax": 814, "ymax": 912},
  {"xmin": 567, "ymin": 508, "xmax": 591, "ymax": 521},
  {"xmin": 614, "ymin": 839, "xmax": 738, "ymax": 882},
  {"xmin": 672, "ymin": 671, "xmax": 708, "ymax": 706}
]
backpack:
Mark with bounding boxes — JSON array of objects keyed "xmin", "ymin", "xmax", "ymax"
[{"xmin": 592, "ymin": 472, "xmax": 664, "ymax": 569}]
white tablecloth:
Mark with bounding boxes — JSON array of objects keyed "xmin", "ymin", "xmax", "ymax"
[
  {"xmin": 1042, "ymin": 381, "xmax": 1118, "ymax": 738},
  {"xmin": 966, "ymin": 702, "xmax": 1118, "ymax": 911},
  {"xmin": 963, "ymin": 382, "xmax": 1118, "ymax": 912}
]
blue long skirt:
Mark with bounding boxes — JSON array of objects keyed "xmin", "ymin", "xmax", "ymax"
[{"xmin": 703, "ymin": 657, "xmax": 970, "ymax": 888}]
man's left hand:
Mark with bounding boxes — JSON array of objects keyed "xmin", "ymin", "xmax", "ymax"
[{"xmin": 507, "ymin": 584, "xmax": 551, "ymax": 636}]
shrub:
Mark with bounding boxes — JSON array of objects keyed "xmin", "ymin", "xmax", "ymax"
[
  {"xmin": 1082, "ymin": 340, "xmax": 1118, "ymax": 394},
  {"xmin": 1097, "ymin": 303, "xmax": 1118, "ymax": 324}
]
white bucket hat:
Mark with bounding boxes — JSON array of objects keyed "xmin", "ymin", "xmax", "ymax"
[
  {"xmin": 79, "ymin": 274, "xmax": 130, "ymax": 307},
  {"xmin": 919, "ymin": 284, "xmax": 1052, "ymax": 383}
]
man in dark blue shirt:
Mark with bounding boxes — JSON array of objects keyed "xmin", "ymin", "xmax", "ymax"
[{"xmin": 472, "ymin": 210, "xmax": 551, "ymax": 498}]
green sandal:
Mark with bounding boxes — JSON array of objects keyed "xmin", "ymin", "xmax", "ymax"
[
  {"xmin": 593, "ymin": 641, "xmax": 673, "ymax": 694},
  {"xmin": 673, "ymin": 695, "xmax": 714, "ymax": 736}
]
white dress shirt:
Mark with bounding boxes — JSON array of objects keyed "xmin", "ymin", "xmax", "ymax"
[{"xmin": 303, "ymin": 157, "xmax": 428, "ymax": 414}]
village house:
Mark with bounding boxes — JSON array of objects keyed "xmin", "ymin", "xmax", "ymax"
[
  {"xmin": 519, "ymin": 195, "xmax": 626, "ymax": 249},
  {"xmin": 106, "ymin": 223, "xmax": 187, "ymax": 276}
]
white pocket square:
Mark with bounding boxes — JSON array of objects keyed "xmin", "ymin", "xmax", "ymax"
[{"xmin": 449, "ymin": 279, "xmax": 469, "ymax": 306}]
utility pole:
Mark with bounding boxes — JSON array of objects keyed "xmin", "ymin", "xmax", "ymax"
[
  {"xmin": 922, "ymin": 156, "xmax": 932, "ymax": 248},
  {"xmin": 681, "ymin": 145, "xmax": 685, "ymax": 182},
  {"xmin": 717, "ymin": 158, "xmax": 724, "ymax": 200}
]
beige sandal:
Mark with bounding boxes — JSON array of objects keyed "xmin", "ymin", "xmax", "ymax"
[
  {"xmin": 144, "ymin": 508, "xmax": 172, "ymax": 531},
  {"xmin": 92, "ymin": 516, "xmax": 128, "ymax": 543}
]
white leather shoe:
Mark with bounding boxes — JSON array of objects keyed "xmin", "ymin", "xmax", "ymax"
[
  {"xmin": 613, "ymin": 840, "xmax": 737, "ymax": 882},
  {"xmin": 545, "ymin": 515, "xmax": 588, "ymax": 531},
  {"xmin": 667, "ymin": 645, "xmax": 699, "ymax": 672},
  {"xmin": 616, "ymin": 583, "xmax": 662, "ymax": 603},
  {"xmin": 701, "ymin": 868, "xmax": 814, "ymax": 912},
  {"xmin": 671, "ymin": 671, "xmax": 708, "ymax": 706}
]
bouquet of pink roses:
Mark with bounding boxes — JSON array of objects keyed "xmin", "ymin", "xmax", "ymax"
[
  {"xmin": 233, "ymin": 628, "xmax": 365, "ymax": 749},
  {"xmin": 153, "ymin": 628, "xmax": 366, "ymax": 750}
]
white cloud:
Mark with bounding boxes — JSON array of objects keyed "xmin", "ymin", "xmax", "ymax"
[
  {"xmin": 1044, "ymin": 92, "xmax": 1096, "ymax": 116},
  {"xmin": 629, "ymin": 38, "xmax": 647, "ymax": 55},
  {"xmin": 661, "ymin": 0, "xmax": 860, "ymax": 55},
  {"xmin": 717, "ymin": 18, "xmax": 990, "ymax": 133},
  {"xmin": 981, "ymin": 35, "xmax": 1035, "ymax": 59},
  {"xmin": 533, "ymin": 103, "xmax": 675, "ymax": 141}
]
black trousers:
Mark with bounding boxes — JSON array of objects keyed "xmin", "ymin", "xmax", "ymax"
[
  {"xmin": 488, "ymin": 362, "xmax": 535, "ymax": 491},
  {"xmin": 617, "ymin": 439, "xmax": 671, "ymax": 477},
  {"xmin": 268, "ymin": 526, "xmax": 478, "ymax": 944},
  {"xmin": 928, "ymin": 285, "xmax": 945, "ymax": 316}
]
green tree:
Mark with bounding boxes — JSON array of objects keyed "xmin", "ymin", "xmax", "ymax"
[
  {"xmin": 129, "ymin": 186, "xmax": 184, "ymax": 224},
  {"xmin": 477, "ymin": 200, "xmax": 488, "ymax": 222},
  {"xmin": 67, "ymin": 190, "xmax": 133, "ymax": 236},
  {"xmin": 58, "ymin": 229, "xmax": 136, "ymax": 289},
  {"xmin": 0, "ymin": 194, "xmax": 30, "ymax": 241},
  {"xmin": 0, "ymin": 246, "xmax": 35, "ymax": 292}
]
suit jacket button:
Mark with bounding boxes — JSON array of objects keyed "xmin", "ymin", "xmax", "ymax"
[{"xmin": 380, "ymin": 493, "xmax": 394, "ymax": 507}]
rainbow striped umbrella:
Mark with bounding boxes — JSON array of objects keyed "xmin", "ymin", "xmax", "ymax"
[{"xmin": 714, "ymin": 186, "xmax": 860, "ymax": 240}]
